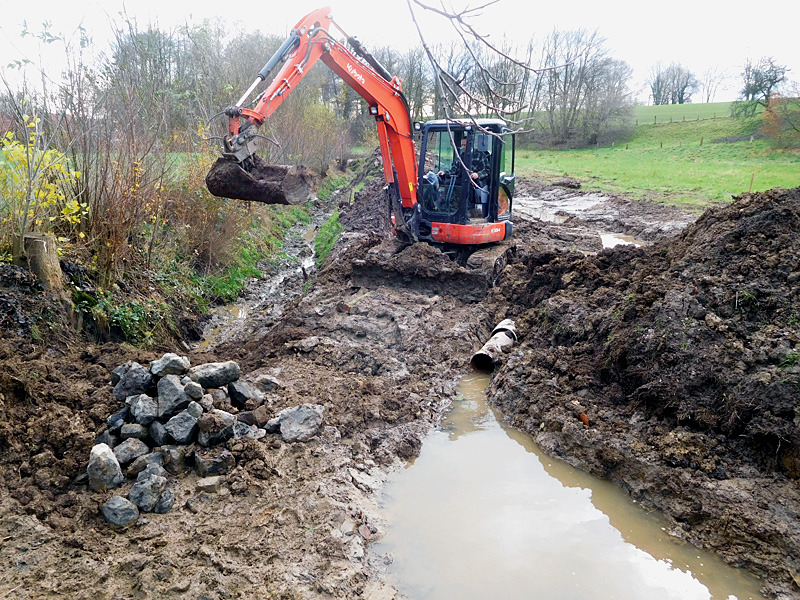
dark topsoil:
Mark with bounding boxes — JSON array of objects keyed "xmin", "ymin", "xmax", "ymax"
[{"xmin": 0, "ymin": 176, "xmax": 798, "ymax": 599}]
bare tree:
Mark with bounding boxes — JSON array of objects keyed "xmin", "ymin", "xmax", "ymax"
[
  {"xmin": 700, "ymin": 66, "xmax": 726, "ymax": 103},
  {"xmin": 397, "ymin": 46, "xmax": 434, "ymax": 122},
  {"xmin": 647, "ymin": 62, "xmax": 698, "ymax": 105},
  {"xmin": 405, "ymin": 0, "xmax": 543, "ymax": 128},
  {"xmin": 647, "ymin": 63, "xmax": 669, "ymax": 106},
  {"xmin": 735, "ymin": 56, "xmax": 788, "ymax": 116},
  {"xmin": 536, "ymin": 28, "xmax": 632, "ymax": 146}
]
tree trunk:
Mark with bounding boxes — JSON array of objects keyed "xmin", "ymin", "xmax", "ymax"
[{"xmin": 12, "ymin": 233, "xmax": 66, "ymax": 296}]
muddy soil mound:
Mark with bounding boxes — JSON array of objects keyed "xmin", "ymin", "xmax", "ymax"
[
  {"xmin": 339, "ymin": 162, "xmax": 393, "ymax": 237},
  {"xmin": 487, "ymin": 187, "xmax": 800, "ymax": 598},
  {"xmin": 0, "ymin": 264, "xmax": 59, "ymax": 338}
]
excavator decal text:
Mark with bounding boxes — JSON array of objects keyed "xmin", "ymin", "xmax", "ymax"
[{"xmin": 346, "ymin": 63, "xmax": 366, "ymax": 85}]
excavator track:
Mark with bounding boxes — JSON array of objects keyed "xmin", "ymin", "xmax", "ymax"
[{"xmin": 349, "ymin": 238, "xmax": 515, "ymax": 302}]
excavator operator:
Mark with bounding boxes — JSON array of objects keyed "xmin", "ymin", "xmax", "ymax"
[
  {"xmin": 436, "ymin": 135, "xmax": 491, "ymax": 218},
  {"xmin": 438, "ymin": 137, "xmax": 488, "ymax": 184}
]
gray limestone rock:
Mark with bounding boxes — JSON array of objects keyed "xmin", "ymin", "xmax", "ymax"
[
  {"xmin": 150, "ymin": 353, "xmax": 190, "ymax": 377},
  {"xmin": 136, "ymin": 462, "xmax": 168, "ymax": 481},
  {"xmin": 149, "ymin": 420, "xmax": 172, "ymax": 447},
  {"xmin": 154, "ymin": 489, "xmax": 175, "ymax": 514},
  {"xmin": 276, "ymin": 404, "xmax": 325, "ymax": 442},
  {"xmin": 184, "ymin": 381, "xmax": 204, "ymax": 400},
  {"xmin": 101, "ymin": 495, "xmax": 139, "ymax": 527},
  {"xmin": 253, "ymin": 374, "xmax": 281, "ymax": 393},
  {"xmin": 196, "ymin": 476, "xmax": 222, "ymax": 493},
  {"xmin": 195, "ymin": 448, "xmax": 235, "ymax": 476},
  {"xmin": 111, "ymin": 362, "xmax": 132, "ymax": 387},
  {"xmin": 196, "ymin": 409, "xmax": 235, "ymax": 447},
  {"xmin": 186, "ymin": 401, "xmax": 204, "ymax": 419},
  {"xmin": 165, "ymin": 410, "xmax": 199, "ymax": 445},
  {"xmin": 264, "ymin": 416, "xmax": 281, "ymax": 433},
  {"xmin": 188, "ymin": 361, "xmax": 241, "ymax": 389},
  {"xmin": 94, "ymin": 430, "xmax": 119, "ymax": 449},
  {"xmin": 129, "ymin": 474, "xmax": 168, "ymax": 512},
  {"xmin": 106, "ymin": 406, "xmax": 129, "ymax": 433},
  {"xmin": 120, "ymin": 423, "xmax": 149, "ymax": 440},
  {"xmin": 126, "ymin": 452, "xmax": 165, "ymax": 479},
  {"xmin": 87, "ymin": 443, "xmax": 125, "ymax": 491},
  {"xmin": 113, "ymin": 363, "xmax": 152, "ymax": 402},
  {"xmin": 199, "ymin": 394, "xmax": 214, "ymax": 411},
  {"xmin": 233, "ymin": 421, "xmax": 262, "ymax": 440},
  {"xmin": 157, "ymin": 374, "xmax": 191, "ymax": 419},
  {"xmin": 126, "ymin": 394, "xmax": 158, "ymax": 426},
  {"xmin": 228, "ymin": 380, "xmax": 264, "ymax": 409},
  {"xmin": 113, "ymin": 438, "xmax": 150, "ymax": 466},
  {"xmin": 162, "ymin": 445, "xmax": 192, "ymax": 476}
]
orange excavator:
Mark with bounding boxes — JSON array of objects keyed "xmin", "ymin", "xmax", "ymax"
[{"xmin": 207, "ymin": 6, "xmax": 515, "ymax": 248}]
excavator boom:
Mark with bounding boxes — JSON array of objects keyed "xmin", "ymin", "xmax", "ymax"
[{"xmin": 206, "ymin": 7, "xmax": 418, "ymax": 217}]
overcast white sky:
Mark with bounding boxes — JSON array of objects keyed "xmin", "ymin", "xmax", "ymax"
[{"xmin": 1, "ymin": 0, "xmax": 797, "ymax": 103}]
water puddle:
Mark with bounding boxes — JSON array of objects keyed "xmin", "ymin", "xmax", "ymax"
[
  {"xmin": 515, "ymin": 194, "xmax": 647, "ymax": 251},
  {"xmin": 303, "ymin": 225, "xmax": 318, "ymax": 243},
  {"xmin": 514, "ymin": 193, "xmax": 605, "ymax": 223},
  {"xmin": 371, "ymin": 373, "xmax": 766, "ymax": 600},
  {"xmin": 601, "ymin": 233, "xmax": 647, "ymax": 248}
]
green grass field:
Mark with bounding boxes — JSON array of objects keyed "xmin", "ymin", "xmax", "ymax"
[
  {"xmin": 516, "ymin": 107, "xmax": 799, "ymax": 208},
  {"xmin": 631, "ymin": 101, "xmax": 737, "ymax": 124}
]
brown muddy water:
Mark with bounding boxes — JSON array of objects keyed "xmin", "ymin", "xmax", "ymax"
[
  {"xmin": 600, "ymin": 232, "xmax": 647, "ymax": 248},
  {"xmin": 371, "ymin": 373, "xmax": 767, "ymax": 600}
]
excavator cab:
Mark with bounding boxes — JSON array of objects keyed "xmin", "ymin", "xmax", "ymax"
[{"xmin": 416, "ymin": 119, "xmax": 515, "ymax": 246}]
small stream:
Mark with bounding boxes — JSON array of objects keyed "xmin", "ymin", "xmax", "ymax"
[
  {"xmin": 194, "ymin": 215, "xmax": 323, "ymax": 352},
  {"xmin": 371, "ymin": 373, "xmax": 767, "ymax": 600}
]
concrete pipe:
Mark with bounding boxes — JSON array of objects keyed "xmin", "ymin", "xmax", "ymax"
[{"xmin": 470, "ymin": 319, "xmax": 517, "ymax": 372}]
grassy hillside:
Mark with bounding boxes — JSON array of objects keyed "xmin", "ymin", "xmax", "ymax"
[
  {"xmin": 517, "ymin": 110, "xmax": 799, "ymax": 208},
  {"xmin": 631, "ymin": 102, "xmax": 736, "ymax": 124}
]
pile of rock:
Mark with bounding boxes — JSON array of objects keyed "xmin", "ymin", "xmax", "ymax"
[{"xmin": 86, "ymin": 353, "xmax": 324, "ymax": 528}]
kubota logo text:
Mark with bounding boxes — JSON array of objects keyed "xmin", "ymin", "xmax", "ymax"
[{"xmin": 347, "ymin": 63, "xmax": 366, "ymax": 85}]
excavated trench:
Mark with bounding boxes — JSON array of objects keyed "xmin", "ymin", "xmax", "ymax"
[{"xmin": 1, "ymin": 174, "xmax": 797, "ymax": 600}]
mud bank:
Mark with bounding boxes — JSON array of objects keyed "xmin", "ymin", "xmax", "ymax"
[
  {"xmin": 0, "ymin": 175, "xmax": 796, "ymax": 599},
  {"xmin": 487, "ymin": 186, "xmax": 800, "ymax": 599}
]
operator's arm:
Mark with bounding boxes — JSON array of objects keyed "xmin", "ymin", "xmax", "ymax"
[{"xmin": 472, "ymin": 152, "xmax": 490, "ymax": 181}]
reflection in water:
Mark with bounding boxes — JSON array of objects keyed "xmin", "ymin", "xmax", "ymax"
[{"xmin": 372, "ymin": 373, "xmax": 766, "ymax": 600}]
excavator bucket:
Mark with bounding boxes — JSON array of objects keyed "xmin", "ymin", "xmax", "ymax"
[{"xmin": 205, "ymin": 155, "xmax": 317, "ymax": 205}]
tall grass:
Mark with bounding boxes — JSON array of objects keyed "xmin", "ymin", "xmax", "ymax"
[{"xmin": 315, "ymin": 209, "xmax": 343, "ymax": 267}]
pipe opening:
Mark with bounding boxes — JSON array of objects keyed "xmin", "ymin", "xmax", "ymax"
[{"xmin": 470, "ymin": 352, "xmax": 495, "ymax": 373}]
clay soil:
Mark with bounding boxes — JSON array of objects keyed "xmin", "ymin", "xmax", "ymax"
[{"xmin": 1, "ymin": 176, "xmax": 799, "ymax": 599}]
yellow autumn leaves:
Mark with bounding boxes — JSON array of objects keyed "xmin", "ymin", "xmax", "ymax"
[{"xmin": 0, "ymin": 117, "xmax": 88, "ymax": 256}]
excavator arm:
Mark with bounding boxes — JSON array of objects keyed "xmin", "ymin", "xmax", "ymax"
[{"xmin": 218, "ymin": 7, "xmax": 419, "ymax": 212}]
